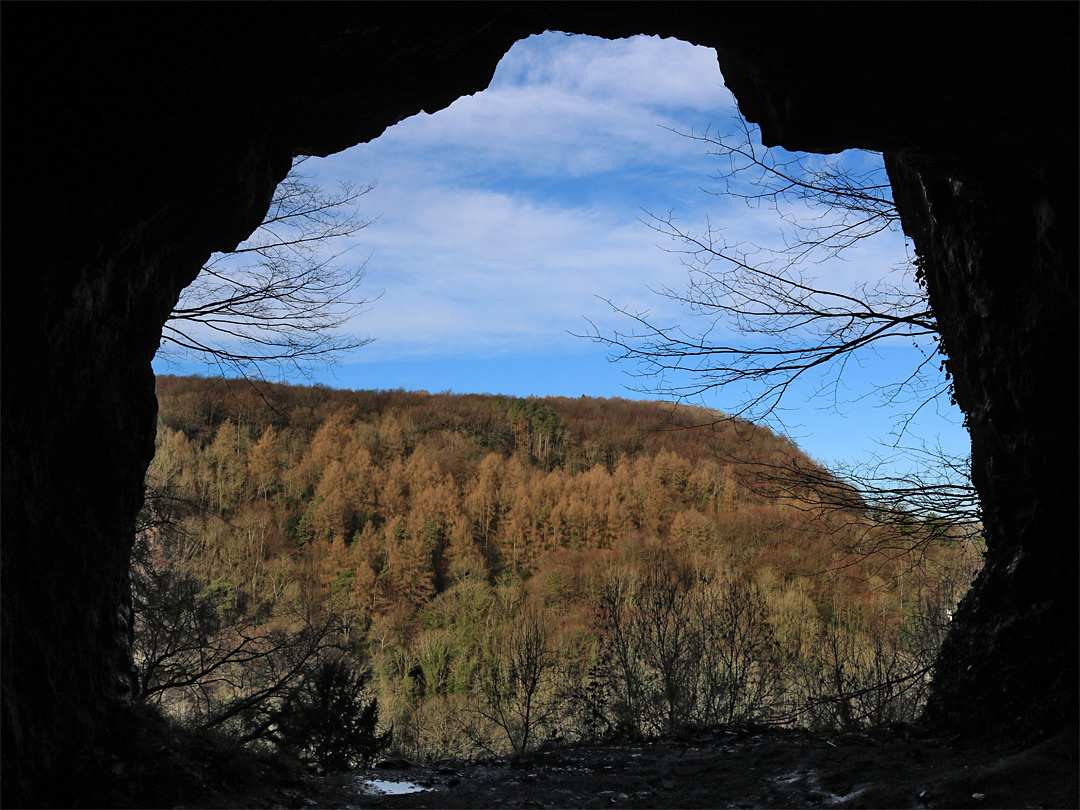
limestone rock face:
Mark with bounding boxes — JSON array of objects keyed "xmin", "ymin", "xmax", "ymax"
[
  {"xmin": 886, "ymin": 148, "xmax": 1078, "ymax": 734},
  {"xmin": 2, "ymin": 4, "xmax": 1075, "ymax": 803}
]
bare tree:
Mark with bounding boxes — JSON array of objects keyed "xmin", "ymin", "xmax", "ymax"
[
  {"xmin": 131, "ymin": 465, "xmax": 358, "ymax": 752},
  {"xmin": 131, "ymin": 514, "xmax": 350, "ymax": 729},
  {"xmin": 475, "ymin": 600, "xmax": 558, "ymax": 755},
  {"xmin": 589, "ymin": 558, "xmax": 786, "ymax": 736},
  {"xmin": 158, "ymin": 157, "xmax": 379, "ymax": 379},
  {"xmin": 581, "ymin": 120, "xmax": 977, "ymax": 534},
  {"xmin": 592, "ymin": 564, "xmax": 648, "ymax": 737},
  {"xmin": 695, "ymin": 574, "xmax": 784, "ymax": 727},
  {"xmin": 630, "ymin": 563, "xmax": 702, "ymax": 736}
]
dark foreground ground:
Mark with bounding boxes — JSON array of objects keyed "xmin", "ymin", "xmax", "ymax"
[
  {"xmin": 51, "ymin": 719, "xmax": 1077, "ymax": 809},
  {"xmin": 262, "ymin": 726, "xmax": 1077, "ymax": 810}
]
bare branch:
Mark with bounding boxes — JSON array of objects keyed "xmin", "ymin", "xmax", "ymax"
[
  {"xmin": 579, "ymin": 121, "xmax": 972, "ymax": 564},
  {"xmin": 157, "ymin": 157, "xmax": 381, "ymax": 379}
]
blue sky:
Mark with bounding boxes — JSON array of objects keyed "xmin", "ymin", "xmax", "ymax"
[{"xmin": 155, "ymin": 33, "xmax": 969, "ymax": 478}]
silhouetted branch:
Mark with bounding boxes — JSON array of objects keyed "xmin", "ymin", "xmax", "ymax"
[
  {"xmin": 158, "ymin": 157, "xmax": 380, "ymax": 378},
  {"xmin": 580, "ymin": 121, "xmax": 972, "ymax": 567}
]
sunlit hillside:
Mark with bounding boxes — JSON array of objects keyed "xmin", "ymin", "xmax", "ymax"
[{"xmin": 135, "ymin": 375, "xmax": 982, "ymax": 763}]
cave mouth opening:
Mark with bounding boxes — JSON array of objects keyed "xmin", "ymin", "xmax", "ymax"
[
  {"xmin": 135, "ymin": 31, "xmax": 985, "ymax": 775},
  {"xmin": 5, "ymin": 6, "xmax": 1075, "ymax": 806}
]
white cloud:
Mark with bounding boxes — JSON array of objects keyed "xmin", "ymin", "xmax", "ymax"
[
  {"xmin": 297, "ymin": 33, "xmax": 913, "ymax": 364},
  {"xmin": 338, "ymin": 183, "xmax": 687, "ymax": 359},
  {"xmin": 498, "ymin": 34, "xmax": 733, "ymax": 112},
  {"xmin": 341, "ymin": 35, "xmax": 735, "ymax": 181}
]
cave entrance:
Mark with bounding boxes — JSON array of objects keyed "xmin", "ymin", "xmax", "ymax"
[
  {"xmin": 7, "ymin": 7, "xmax": 1074, "ymax": 805},
  {"xmin": 137, "ymin": 29, "xmax": 984, "ymax": 763}
]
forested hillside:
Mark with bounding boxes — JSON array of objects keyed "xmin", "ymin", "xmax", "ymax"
[{"xmin": 135, "ymin": 375, "xmax": 982, "ymax": 765}]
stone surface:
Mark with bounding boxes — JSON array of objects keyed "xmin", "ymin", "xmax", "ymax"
[
  {"xmin": 887, "ymin": 147, "xmax": 1078, "ymax": 735},
  {"xmin": 261, "ymin": 727, "xmax": 1080, "ymax": 809},
  {"xmin": 2, "ymin": 3, "xmax": 1076, "ymax": 804}
]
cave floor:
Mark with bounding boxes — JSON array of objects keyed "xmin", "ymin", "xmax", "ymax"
[{"xmin": 265, "ymin": 725, "xmax": 1077, "ymax": 810}]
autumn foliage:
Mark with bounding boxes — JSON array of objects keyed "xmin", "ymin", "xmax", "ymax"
[{"xmin": 136, "ymin": 375, "xmax": 982, "ymax": 761}]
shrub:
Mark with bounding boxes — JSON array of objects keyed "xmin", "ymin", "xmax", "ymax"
[{"xmin": 272, "ymin": 656, "xmax": 391, "ymax": 772}]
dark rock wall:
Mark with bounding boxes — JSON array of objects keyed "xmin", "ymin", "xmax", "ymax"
[
  {"xmin": 2, "ymin": 3, "xmax": 1075, "ymax": 803},
  {"xmin": 887, "ymin": 148, "xmax": 1078, "ymax": 734}
]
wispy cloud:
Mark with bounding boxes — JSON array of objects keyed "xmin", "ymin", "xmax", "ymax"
[
  {"xmin": 300, "ymin": 33, "xmax": 919, "ymax": 364},
  {"xmin": 368, "ymin": 34, "xmax": 736, "ymax": 180},
  {"xmin": 337, "ymin": 185, "xmax": 686, "ymax": 359},
  {"xmin": 299, "ymin": 35, "xmax": 746, "ymax": 360}
]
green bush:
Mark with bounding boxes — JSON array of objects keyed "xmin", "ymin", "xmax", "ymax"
[{"xmin": 272, "ymin": 656, "xmax": 391, "ymax": 772}]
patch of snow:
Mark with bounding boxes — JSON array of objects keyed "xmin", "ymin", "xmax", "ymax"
[{"xmin": 355, "ymin": 777, "xmax": 431, "ymax": 796}]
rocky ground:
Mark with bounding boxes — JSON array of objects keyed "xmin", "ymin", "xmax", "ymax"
[
  {"xmin": 65, "ymin": 716, "xmax": 1076, "ymax": 809},
  {"xmin": 268, "ymin": 725, "xmax": 1077, "ymax": 810}
]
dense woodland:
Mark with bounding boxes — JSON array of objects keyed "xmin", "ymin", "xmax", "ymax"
[{"xmin": 134, "ymin": 375, "xmax": 982, "ymax": 767}]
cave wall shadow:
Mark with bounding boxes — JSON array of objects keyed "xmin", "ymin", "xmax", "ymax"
[{"xmin": 2, "ymin": 4, "xmax": 1076, "ymax": 805}]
